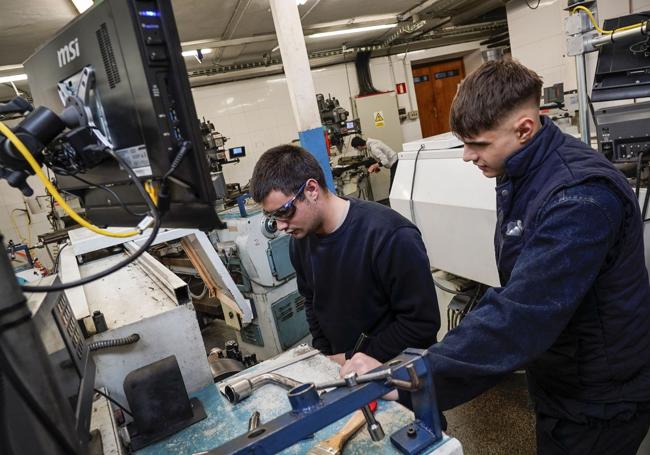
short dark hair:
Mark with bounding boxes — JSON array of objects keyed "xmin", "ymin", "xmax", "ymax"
[
  {"xmin": 351, "ymin": 136, "xmax": 366, "ymax": 148},
  {"xmin": 250, "ymin": 144, "xmax": 327, "ymax": 202},
  {"xmin": 450, "ymin": 60, "xmax": 543, "ymax": 138}
]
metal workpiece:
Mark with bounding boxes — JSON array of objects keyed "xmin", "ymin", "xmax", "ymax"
[
  {"xmin": 248, "ymin": 411, "xmax": 261, "ymax": 432},
  {"xmin": 316, "ymin": 363, "xmax": 421, "ymax": 392},
  {"xmin": 224, "ymin": 372, "xmax": 301, "ymax": 404},
  {"xmin": 209, "ymin": 349, "xmax": 443, "ymax": 455},
  {"xmin": 361, "ymin": 405, "xmax": 385, "ymax": 442}
]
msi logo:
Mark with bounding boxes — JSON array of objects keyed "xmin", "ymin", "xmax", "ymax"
[{"xmin": 57, "ymin": 38, "xmax": 80, "ymax": 68}]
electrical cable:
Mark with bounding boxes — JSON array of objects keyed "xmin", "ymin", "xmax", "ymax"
[
  {"xmin": 433, "ymin": 278, "xmax": 475, "ymax": 295},
  {"xmin": 525, "ymin": 0, "xmax": 541, "ymax": 9},
  {"xmin": 0, "ymin": 121, "xmax": 144, "ymax": 239},
  {"xmin": 53, "ymin": 242, "xmax": 69, "ymax": 273},
  {"xmin": 20, "ymin": 150, "xmax": 161, "ymax": 293},
  {"xmin": 88, "ymin": 333, "xmax": 140, "ymax": 352},
  {"xmin": 571, "ymin": 6, "xmax": 646, "ymax": 35},
  {"xmin": 57, "ymin": 170, "xmax": 149, "ymax": 218},
  {"xmin": 408, "ymin": 144, "xmax": 425, "ymax": 224},
  {"xmin": 93, "ymin": 388, "xmax": 133, "ymax": 417}
]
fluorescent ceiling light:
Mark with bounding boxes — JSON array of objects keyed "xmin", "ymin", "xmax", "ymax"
[
  {"xmin": 71, "ymin": 0, "xmax": 93, "ymax": 14},
  {"xmin": 0, "ymin": 74, "xmax": 28, "ymax": 84},
  {"xmin": 181, "ymin": 48, "xmax": 213, "ymax": 57},
  {"xmin": 296, "ymin": 0, "xmax": 308, "ymax": 4},
  {"xmin": 308, "ymin": 24, "xmax": 396, "ymax": 39}
]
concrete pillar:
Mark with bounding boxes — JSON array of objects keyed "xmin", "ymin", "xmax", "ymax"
[{"xmin": 269, "ymin": 0, "xmax": 334, "ymax": 192}]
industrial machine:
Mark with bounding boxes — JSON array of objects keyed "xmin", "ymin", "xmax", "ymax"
[
  {"xmin": 212, "ymin": 207, "xmax": 310, "ymax": 360},
  {"xmin": 0, "ymin": 0, "xmax": 224, "ymax": 453},
  {"xmin": 316, "ymin": 93, "xmax": 361, "ymax": 151},
  {"xmin": 353, "ymin": 92, "xmax": 404, "ymax": 201},
  {"xmin": 199, "ymin": 117, "xmax": 244, "ymax": 206}
]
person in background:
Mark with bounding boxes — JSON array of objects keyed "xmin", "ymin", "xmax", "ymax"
[
  {"xmin": 351, "ymin": 136, "xmax": 399, "ymax": 190},
  {"xmin": 250, "ymin": 144, "xmax": 440, "ymax": 366},
  {"xmin": 341, "ymin": 60, "xmax": 650, "ymax": 455}
]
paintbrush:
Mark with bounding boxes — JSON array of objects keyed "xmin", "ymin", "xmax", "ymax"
[{"xmin": 307, "ymin": 410, "xmax": 366, "ymax": 455}]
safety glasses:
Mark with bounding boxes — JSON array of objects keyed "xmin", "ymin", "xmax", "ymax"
[{"xmin": 264, "ymin": 181, "xmax": 307, "ymax": 221}]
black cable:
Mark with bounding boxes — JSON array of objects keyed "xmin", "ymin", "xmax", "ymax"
[
  {"xmin": 53, "ymin": 242, "xmax": 69, "ymax": 273},
  {"xmin": 88, "ymin": 333, "xmax": 140, "ymax": 352},
  {"xmin": 21, "ymin": 150, "xmax": 161, "ymax": 293},
  {"xmin": 93, "ymin": 388, "xmax": 133, "ymax": 417},
  {"xmin": 408, "ymin": 144, "xmax": 425, "ymax": 223},
  {"xmin": 642, "ymin": 161, "xmax": 650, "ymax": 223},
  {"xmin": 433, "ymin": 279, "xmax": 476, "ymax": 295},
  {"xmin": 635, "ymin": 152, "xmax": 644, "ymax": 199},
  {"xmin": 57, "ymin": 170, "xmax": 148, "ymax": 217},
  {"xmin": 0, "ymin": 344, "xmax": 79, "ymax": 454},
  {"xmin": 525, "ymin": 0, "xmax": 541, "ymax": 9}
]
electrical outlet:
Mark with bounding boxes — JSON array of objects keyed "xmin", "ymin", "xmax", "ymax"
[{"xmin": 407, "ymin": 110, "xmax": 419, "ymax": 120}]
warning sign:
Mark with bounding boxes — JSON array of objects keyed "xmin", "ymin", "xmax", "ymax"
[{"xmin": 374, "ymin": 111, "xmax": 385, "ymax": 128}]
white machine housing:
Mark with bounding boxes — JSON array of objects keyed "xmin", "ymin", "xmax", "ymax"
[
  {"xmin": 390, "ymin": 133, "xmax": 500, "ymax": 288},
  {"xmin": 214, "ymin": 208, "xmax": 309, "ymax": 360}
]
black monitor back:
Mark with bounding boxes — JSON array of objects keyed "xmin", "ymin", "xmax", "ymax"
[{"xmin": 23, "ymin": 0, "xmax": 222, "ymax": 229}]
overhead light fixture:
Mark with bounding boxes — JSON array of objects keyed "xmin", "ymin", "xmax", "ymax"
[
  {"xmin": 71, "ymin": 0, "xmax": 94, "ymax": 14},
  {"xmin": 308, "ymin": 24, "xmax": 396, "ymax": 39},
  {"xmin": 296, "ymin": 0, "xmax": 308, "ymax": 5},
  {"xmin": 0, "ymin": 74, "xmax": 28, "ymax": 84},
  {"xmin": 181, "ymin": 48, "xmax": 213, "ymax": 57}
]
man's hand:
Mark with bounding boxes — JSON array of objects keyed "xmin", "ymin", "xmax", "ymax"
[
  {"xmin": 328, "ymin": 353, "xmax": 347, "ymax": 366},
  {"xmin": 368, "ymin": 163, "xmax": 381, "ymax": 173},
  {"xmin": 340, "ymin": 353, "xmax": 398, "ymax": 400}
]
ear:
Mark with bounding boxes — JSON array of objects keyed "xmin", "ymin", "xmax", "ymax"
[
  {"xmin": 514, "ymin": 115, "xmax": 536, "ymax": 144},
  {"xmin": 304, "ymin": 178, "xmax": 320, "ymax": 202}
]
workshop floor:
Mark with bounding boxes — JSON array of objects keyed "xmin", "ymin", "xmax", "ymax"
[{"xmin": 444, "ymin": 372, "xmax": 536, "ymax": 454}]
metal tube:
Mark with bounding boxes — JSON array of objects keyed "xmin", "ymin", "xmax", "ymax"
[
  {"xmin": 224, "ymin": 373, "xmax": 301, "ymax": 404},
  {"xmin": 590, "ymin": 22, "xmax": 647, "ymax": 48},
  {"xmin": 575, "ymin": 53, "xmax": 591, "ymax": 145}
]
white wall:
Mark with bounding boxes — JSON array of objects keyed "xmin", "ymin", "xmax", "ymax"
[{"xmin": 191, "ymin": 41, "xmax": 483, "ymax": 186}]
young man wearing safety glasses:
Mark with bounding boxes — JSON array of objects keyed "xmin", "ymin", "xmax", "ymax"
[{"xmin": 250, "ymin": 144, "xmax": 440, "ymax": 366}]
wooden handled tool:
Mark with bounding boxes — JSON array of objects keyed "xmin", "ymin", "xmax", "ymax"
[{"xmin": 307, "ymin": 410, "xmax": 367, "ymax": 455}]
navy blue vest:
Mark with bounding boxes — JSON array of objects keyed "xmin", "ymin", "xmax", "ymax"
[{"xmin": 496, "ymin": 117, "xmax": 650, "ymax": 405}]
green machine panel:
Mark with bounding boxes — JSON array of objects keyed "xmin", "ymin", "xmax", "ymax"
[{"xmin": 271, "ymin": 291, "xmax": 309, "ymax": 350}]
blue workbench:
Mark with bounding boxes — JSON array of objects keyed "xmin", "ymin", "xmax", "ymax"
[{"xmin": 136, "ymin": 347, "xmax": 462, "ymax": 454}]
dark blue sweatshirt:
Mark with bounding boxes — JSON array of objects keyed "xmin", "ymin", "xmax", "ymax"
[{"xmin": 289, "ymin": 198, "xmax": 440, "ymax": 362}]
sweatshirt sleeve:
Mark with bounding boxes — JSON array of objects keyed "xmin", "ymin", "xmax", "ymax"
[
  {"xmin": 290, "ymin": 239, "xmax": 332, "ymax": 355},
  {"xmin": 364, "ymin": 226, "xmax": 441, "ymax": 362},
  {"xmin": 426, "ymin": 183, "xmax": 623, "ymax": 411}
]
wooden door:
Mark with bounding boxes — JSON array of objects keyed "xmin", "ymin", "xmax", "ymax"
[{"xmin": 412, "ymin": 59, "xmax": 465, "ymax": 138}]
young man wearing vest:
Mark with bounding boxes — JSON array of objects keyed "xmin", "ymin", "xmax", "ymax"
[{"xmin": 341, "ymin": 60, "xmax": 650, "ymax": 454}]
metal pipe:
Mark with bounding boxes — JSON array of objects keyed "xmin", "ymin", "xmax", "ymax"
[
  {"xmin": 589, "ymin": 22, "xmax": 648, "ymax": 48},
  {"xmin": 224, "ymin": 373, "xmax": 301, "ymax": 404},
  {"xmin": 575, "ymin": 53, "xmax": 591, "ymax": 144}
]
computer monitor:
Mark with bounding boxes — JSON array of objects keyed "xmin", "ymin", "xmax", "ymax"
[
  {"xmin": 228, "ymin": 146, "xmax": 246, "ymax": 160},
  {"xmin": 23, "ymin": 0, "xmax": 222, "ymax": 230}
]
